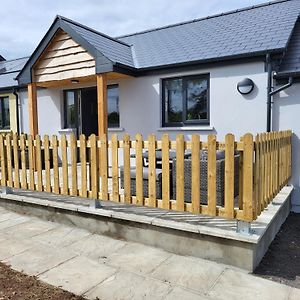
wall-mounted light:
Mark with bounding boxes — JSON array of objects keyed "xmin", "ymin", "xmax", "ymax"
[
  {"xmin": 71, "ymin": 79, "xmax": 79, "ymax": 84},
  {"xmin": 237, "ymin": 78, "xmax": 254, "ymax": 95}
]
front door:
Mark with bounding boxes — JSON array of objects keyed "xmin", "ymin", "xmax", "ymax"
[{"xmin": 80, "ymin": 87, "xmax": 98, "ymax": 136}]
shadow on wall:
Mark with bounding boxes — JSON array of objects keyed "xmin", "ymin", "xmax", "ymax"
[
  {"xmin": 272, "ymin": 85, "xmax": 300, "ymax": 211},
  {"xmin": 241, "ymin": 83, "xmax": 258, "ymax": 101}
]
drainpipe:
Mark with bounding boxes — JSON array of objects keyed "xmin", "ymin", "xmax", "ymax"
[
  {"xmin": 266, "ymin": 53, "xmax": 294, "ymax": 132},
  {"xmin": 12, "ymin": 88, "xmax": 20, "ymax": 134},
  {"xmin": 269, "ymin": 77, "xmax": 294, "ymax": 96},
  {"xmin": 266, "ymin": 54, "xmax": 273, "ymax": 132}
]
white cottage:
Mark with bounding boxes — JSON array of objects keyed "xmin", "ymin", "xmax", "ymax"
[{"xmin": 13, "ymin": 0, "xmax": 300, "ymax": 211}]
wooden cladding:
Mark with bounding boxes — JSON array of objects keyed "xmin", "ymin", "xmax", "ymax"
[
  {"xmin": 33, "ymin": 30, "xmax": 95, "ymax": 82},
  {"xmin": 0, "ymin": 131, "xmax": 292, "ymax": 222}
]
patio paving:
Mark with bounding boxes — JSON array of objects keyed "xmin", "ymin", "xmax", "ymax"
[{"xmin": 0, "ymin": 205, "xmax": 298, "ymax": 300}]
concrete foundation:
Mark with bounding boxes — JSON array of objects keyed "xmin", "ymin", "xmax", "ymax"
[{"xmin": 0, "ymin": 186, "xmax": 293, "ymax": 271}]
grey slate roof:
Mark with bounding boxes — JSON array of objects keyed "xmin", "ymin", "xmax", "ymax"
[
  {"xmin": 278, "ymin": 20, "xmax": 300, "ymax": 76},
  {"xmin": 15, "ymin": 0, "xmax": 300, "ymax": 84},
  {"xmin": 62, "ymin": 17, "xmax": 135, "ymax": 68},
  {"xmin": 0, "ymin": 57, "xmax": 28, "ymax": 90},
  {"xmin": 118, "ymin": 0, "xmax": 300, "ymax": 69}
]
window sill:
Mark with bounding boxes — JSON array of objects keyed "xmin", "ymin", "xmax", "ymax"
[
  {"xmin": 108, "ymin": 127, "xmax": 124, "ymax": 132},
  {"xmin": 158, "ymin": 126, "xmax": 214, "ymax": 132},
  {"xmin": 0, "ymin": 129, "xmax": 11, "ymax": 133}
]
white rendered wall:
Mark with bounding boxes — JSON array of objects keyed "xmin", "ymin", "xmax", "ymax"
[
  {"xmin": 19, "ymin": 88, "xmax": 62, "ymax": 136},
  {"xmin": 112, "ymin": 61, "xmax": 268, "ymax": 141},
  {"xmin": 273, "ymin": 83, "xmax": 300, "ymax": 211}
]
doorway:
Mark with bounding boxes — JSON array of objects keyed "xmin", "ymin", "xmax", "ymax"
[
  {"xmin": 80, "ymin": 87, "xmax": 98, "ymax": 136},
  {"xmin": 64, "ymin": 87, "xmax": 98, "ymax": 137}
]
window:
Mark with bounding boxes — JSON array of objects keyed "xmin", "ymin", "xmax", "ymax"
[
  {"xmin": 0, "ymin": 97, "xmax": 10, "ymax": 129},
  {"xmin": 107, "ymin": 85, "xmax": 120, "ymax": 128},
  {"xmin": 63, "ymin": 85, "xmax": 120, "ymax": 130},
  {"xmin": 64, "ymin": 90, "xmax": 79, "ymax": 129},
  {"xmin": 162, "ymin": 74, "xmax": 209, "ymax": 126}
]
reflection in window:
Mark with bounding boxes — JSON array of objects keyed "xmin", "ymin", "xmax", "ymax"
[
  {"xmin": 164, "ymin": 79, "xmax": 182, "ymax": 124},
  {"xmin": 162, "ymin": 75, "xmax": 209, "ymax": 126},
  {"xmin": 108, "ymin": 85, "xmax": 119, "ymax": 128},
  {"xmin": 0, "ymin": 97, "xmax": 10, "ymax": 129},
  {"xmin": 64, "ymin": 91, "xmax": 78, "ymax": 129},
  {"xmin": 186, "ymin": 78, "xmax": 208, "ymax": 121}
]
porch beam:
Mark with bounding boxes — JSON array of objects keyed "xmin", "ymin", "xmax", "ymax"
[
  {"xmin": 28, "ymin": 83, "xmax": 38, "ymax": 136},
  {"xmin": 97, "ymin": 74, "xmax": 108, "ymax": 136}
]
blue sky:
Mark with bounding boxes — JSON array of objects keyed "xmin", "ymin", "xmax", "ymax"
[{"xmin": 0, "ymin": 0, "xmax": 268, "ymax": 60}]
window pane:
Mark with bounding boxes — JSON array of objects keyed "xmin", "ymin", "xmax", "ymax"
[
  {"xmin": 164, "ymin": 79, "xmax": 183, "ymax": 124},
  {"xmin": 186, "ymin": 78, "xmax": 208, "ymax": 121},
  {"xmin": 0, "ymin": 97, "xmax": 10, "ymax": 129},
  {"xmin": 3, "ymin": 97, "xmax": 10, "ymax": 128},
  {"xmin": 107, "ymin": 85, "xmax": 119, "ymax": 128},
  {"xmin": 65, "ymin": 91, "xmax": 77, "ymax": 128}
]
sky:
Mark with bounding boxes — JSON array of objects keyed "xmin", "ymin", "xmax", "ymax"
[{"xmin": 0, "ymin": 0, "xmax": 268, "ymax": 60}]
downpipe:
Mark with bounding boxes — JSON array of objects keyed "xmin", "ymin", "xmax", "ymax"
[{"xmin": 266, "ymin": 54, "xmax": 294, "ymax": 132}]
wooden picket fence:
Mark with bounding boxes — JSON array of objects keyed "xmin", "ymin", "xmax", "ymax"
[{"xmin": 0, "ymin": 130, "xmax": 292, "ymax": 222}]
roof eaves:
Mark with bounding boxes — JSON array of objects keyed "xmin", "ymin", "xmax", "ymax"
[{"xmin": 136, "ymin": 48, "xmax": 284, "ymax": 73}]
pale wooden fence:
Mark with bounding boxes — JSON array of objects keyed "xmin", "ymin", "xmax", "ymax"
[{"xmin": 0, "ymin": 130, "xmax": 292, "ymax": 222}]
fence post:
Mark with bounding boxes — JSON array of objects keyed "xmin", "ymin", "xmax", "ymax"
[
  {"xmin": 52, "ymin": 135, "xmax": 60, "ymax": 194},
  {"xmin": 207, "ymin": 134, "xmax": 217, "ymax": 216},
  {"xmin": 191, "ymin": 134, "xmax": 200, "ymax": 213},
  {"xmin": 61, "ymin": 134, "xmax": 68, "ymax": 195},
  {"xmin": 100, "ymin": 134, "xmax": 108, "ymax": 200},
  {"xmin": 176, "ymin": 134, "xmax": 185, "ymax": 211},
  {"xmin": 70, "ymin": 133, "xmax": 78, "ymax": 196},
  {"xmin": 90, "ymin": 134, "xmax": 98, "ymax": 199},
  {"xmin": 111, "ymin": 134, "xmax": 120, "ymax": 202},
  {"xmin": 135, "ymin": 134, "xmax": 143, "ymax": 205},
  {"xmin": 123, "ymin": 134, "xmax": 131, "ymax": 204},
  {"xmin": 242, "ymin": 133, "xmax": 254, "ymax": 221},
  {"xmin": 162, "ymin": 134, "xmax": 170, "ymax": 209}
]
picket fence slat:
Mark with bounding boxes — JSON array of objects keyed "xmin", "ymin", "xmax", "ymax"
[
  {"xmin": 135, "ymin": 133, "xmax": 143, "ymax": 205},
  {"xmin": 207, "ymin": 134, "xmax": 217, "ymax": 216},
  {"xmin": 6, "ymin": 135, "xmax": 13, "ymax": 187}
]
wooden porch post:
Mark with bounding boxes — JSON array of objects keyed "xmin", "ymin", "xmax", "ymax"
[
  {"xmin": 28, "ymin": 83, "xmax": 38, "ymax": 136},
  {"xmin": 97, "ymin": 74, "xmax": 108, "ymax": 136}
]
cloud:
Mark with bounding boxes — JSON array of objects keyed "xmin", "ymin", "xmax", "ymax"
[{"xmin": 0, "ymin": 0, "xmax": 267, "ymax": 59}]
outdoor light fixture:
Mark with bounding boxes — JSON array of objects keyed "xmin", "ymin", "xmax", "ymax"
[
  {"xmin": 71, "ymin": 79, "xmax": 79, "ymax": 84},
  {"xmin": 237, "ymin": 78, "xmax": 254, "ymax": 95}
]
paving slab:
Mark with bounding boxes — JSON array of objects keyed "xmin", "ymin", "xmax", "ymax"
[
  {"xmin": 85, "ymin": 270, "xmax": 171, "ymax": 300},
  {"xmin": 0, "ymin": 216, "xmax": 30, "ymax": 230},
  {"xmin": 289, "ymin": 288, "xmax": 300, "ymax": 300},
  {"xmin": 151, "ymin": 254, "xmax": 225, "ymax": 294},
  {"xmin": 0, "ymin": 211, "xmax": 22, "ymax": 222},
  {"xmin": 4, "ymin": 244, "xmax": 77, "ymax": 276},
  {"xmin": 207, "ymin": 269, "xmax": 291, "ymax": 300},
  {"xmin": 3, "ymin": 219, "xmax": 58, "ymax": 239},
  {"xmin": 164, "ymin": 287, "xmax": 211, "ymax": 300},
  {"xmin": 105, "ymin": 242, "xmax": 171, "ymax": 275},
  {"xmin": 31, "ymin": 225, "xmax": 90, "ymax": 247},
  {"xmin": 0, "ymin": 237, "xmax": 36, "ymax": 260},
  {"xmin": 39, "ymin": 256, "xmax": 117, "ymax": 296},
  {"xmin": 66, "ymin": 233, "xmax": 126, "ymax": 261}
]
